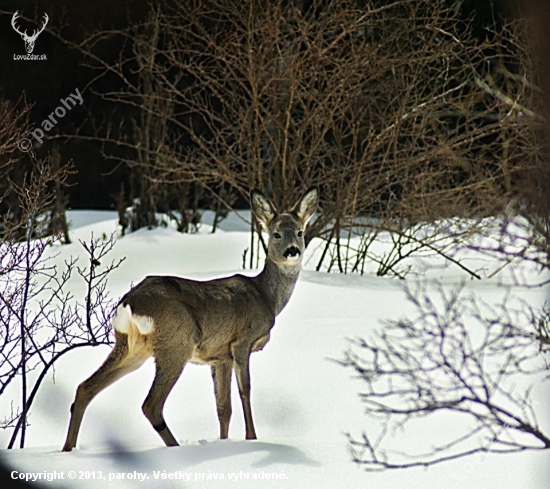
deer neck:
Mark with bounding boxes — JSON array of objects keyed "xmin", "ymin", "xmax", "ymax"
[{"xmin": 255, "ymin": 257, "xmax": 301, "ymax": 316}]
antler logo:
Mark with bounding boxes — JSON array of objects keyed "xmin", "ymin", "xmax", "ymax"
[{"xmin": 11, "ymin": 11, "xmax": 49, "ymax": 54}]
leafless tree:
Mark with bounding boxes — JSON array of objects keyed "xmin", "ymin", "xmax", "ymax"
[
  {"xmin": 47, "ymin": 144, "xmax": 72, "ymax": 244},
  {"xmin": 66, "ymin": 0, "xmax": 541, "ymax": 277},
  {"xmin": 0, "ymin": 98, "xmax": 29, "ymax": 163}
]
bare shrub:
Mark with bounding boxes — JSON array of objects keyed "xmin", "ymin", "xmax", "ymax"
[
  {"xmin": 0, "ymin": 155, "xmax": 123, "ymax": 448},
  {"xmin": 339, "ymin": 282, "xmax": 550, "ymax": 470}
]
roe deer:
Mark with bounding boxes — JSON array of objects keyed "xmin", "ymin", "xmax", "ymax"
[{"xmin": 62, "ymin": 187, "xmax": 319, "ymax": 451}]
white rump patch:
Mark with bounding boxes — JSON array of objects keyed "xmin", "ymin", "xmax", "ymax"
[
  {"xmin": 112, "ymin": 304, "xmax": 154, "ymax": 335},
  {"xmin": 132, "ymin": 313, "xmax": 154, "ymax": 335},
  {"xmin": 112, "ymin": 304, "xmax": 131, "ymax": 333}
]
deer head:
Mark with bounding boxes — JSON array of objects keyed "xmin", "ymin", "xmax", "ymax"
[
  {"xmin": 11, "ymin": 11, "xmax": 49, "ymax": 54},
  {"xmin": 251, "ymin": 187, "xmax": 319, "ymax": 268}
]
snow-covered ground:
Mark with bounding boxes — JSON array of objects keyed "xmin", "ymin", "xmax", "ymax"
[{"xmin": 1, "ymin": 210, "xmax": 548, "ymax": 488}]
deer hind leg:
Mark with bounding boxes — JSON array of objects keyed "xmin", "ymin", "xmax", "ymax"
[
  {"xmin": 62, "ymin": 332, "xmax": 149, "ymax": 452},
  {"xmin": 211, "ymin": 362, "xmax": 232, "ymax": 439},
  {"xmin": 142, "ymin": 349, "xmax": 190, "ymax": 447}
]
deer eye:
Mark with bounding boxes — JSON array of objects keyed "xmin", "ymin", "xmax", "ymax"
[
  {"xmin": 273, "ymin": 232, "xmax": 282, "ymax": 239},
  {"xmin": 297, "ymin": 231, "xmax": 304, "ymax": 237}
]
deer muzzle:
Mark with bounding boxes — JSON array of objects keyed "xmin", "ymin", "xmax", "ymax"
[{"xmin": 283, "ymin": 246, "xmax": 301, "ymax": 260}]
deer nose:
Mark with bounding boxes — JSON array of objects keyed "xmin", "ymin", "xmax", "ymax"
[{"xmin": 283, "ymin": 246, "xmax": 301, "ymax": 259}]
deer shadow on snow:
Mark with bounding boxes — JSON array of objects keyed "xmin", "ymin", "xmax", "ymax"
[{"xmin": 69, "ymin": 439, "xmax": 321, "ymax": 470}]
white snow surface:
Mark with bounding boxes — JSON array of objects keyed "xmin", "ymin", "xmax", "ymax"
[{"xmin": 1, "ymin": 210, "xmax": 549, "ymax": 488}]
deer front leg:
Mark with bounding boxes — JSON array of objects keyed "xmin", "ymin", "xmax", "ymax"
[
  {"xmin": 231, "ymin": 344, "xmax": 257, "ymax": 440},
  {"xmin": 211, "ymin": 362, "xmax": 232, "ymax": 439}
]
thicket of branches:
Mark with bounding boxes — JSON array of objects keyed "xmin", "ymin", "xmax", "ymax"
[
  {"xmin": 0, "ymin": 102, "xmax": 123, "ymax": 448},
  {"xmin": 340, "ymin": 282, "xmax": 550, "ymax": 471},
  {"xmin": 0, "ymin": 170, "xmax": 122, "ymax": 447},
  {"xmin": 336, "ymin": 6, "xmax": 550, "ymax": 465},
  {"xmin": 65, "ymin": 0, "xmax": 543, "ymax": 275}
]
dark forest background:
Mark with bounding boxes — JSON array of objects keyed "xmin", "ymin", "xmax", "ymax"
[
  {"xmin": 1, "ymin": 0, "xmax": 548, "ymax": 261},
  {"xmin": 0, "ymin": 0, "xmax": 518, "ymax": 210}
]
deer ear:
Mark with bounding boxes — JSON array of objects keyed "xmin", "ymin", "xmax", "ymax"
[
  {"xmin": 292, "ymin": 186, "xmax": 319, "ymax": 226},
  {"xmin": 250, "ymin": 189, "xmax": 276, "ymax": 231}
]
